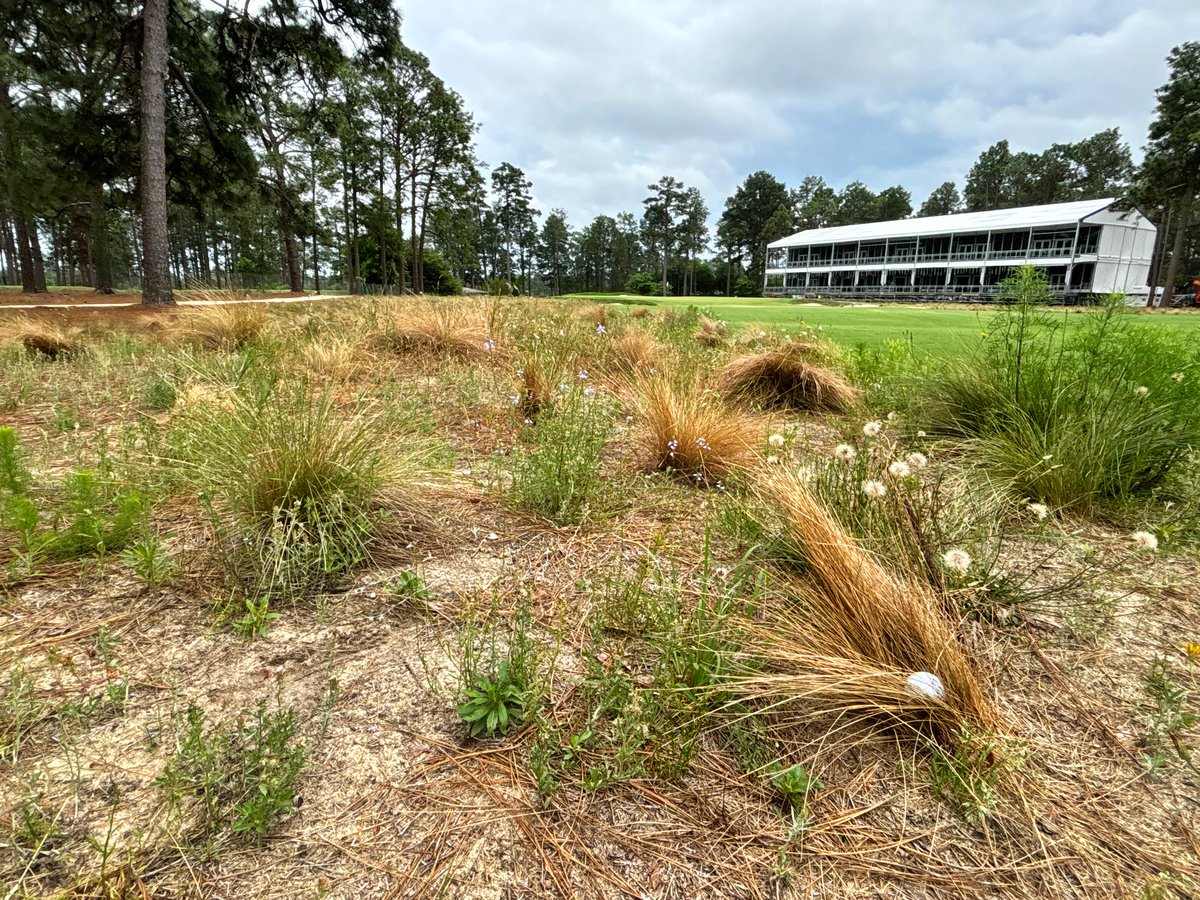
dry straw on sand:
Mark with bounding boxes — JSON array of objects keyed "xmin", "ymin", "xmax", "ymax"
[{"xmin": 721, "ymin": 342, "xmax": 860, "ymax": 413}]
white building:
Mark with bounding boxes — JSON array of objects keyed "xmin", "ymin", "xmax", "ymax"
[{"xmin": 764, "ymin": 198, "xmax": 1156, "ymax": 301}]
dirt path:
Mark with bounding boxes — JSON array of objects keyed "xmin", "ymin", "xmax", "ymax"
[{"xmin": 0, "ymin": 293, "xmax": 353, "ymax": 311}]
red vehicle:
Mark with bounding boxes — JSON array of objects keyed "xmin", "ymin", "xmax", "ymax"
[{"xmin": 1169, "ymin": 277, "xmax": 1200, "ymax": 307}]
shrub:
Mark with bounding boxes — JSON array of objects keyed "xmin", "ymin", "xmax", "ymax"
[
  {"xmin": 5, "ymin": 317, "xmax": 82, "ymax": 359},
  {"xmin": 509, "ymin": 385, "xmax": 613, "ymax": 524},
  {"xmin": 911, "ymin": 269, "xmax": 1200, "ymax": 511},
  {"xmin": 635, "ymin": 374, "xmax": 756, "ymax": 485},
  {"xmin": 721, "ymin": 342, "xmax": 861, "ymax": 413},
  {"xmin": 625, "ymin": 272, "xmax": 666, "ymax": 296}
]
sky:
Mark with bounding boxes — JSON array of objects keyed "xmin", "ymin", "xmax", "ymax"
[{"xmin": 400, "ymin": 0, "xmax": 1200, "ymax": 227}]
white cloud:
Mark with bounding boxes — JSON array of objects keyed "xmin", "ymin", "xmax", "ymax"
[{"xmin": 401, "ymin": 0, "xmax": 1199, "ymax": 226}]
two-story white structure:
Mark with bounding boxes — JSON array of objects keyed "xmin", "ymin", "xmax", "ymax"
[{"xmin": 764, "ymin": 198, "xmax": 1155, "ymax": 301}]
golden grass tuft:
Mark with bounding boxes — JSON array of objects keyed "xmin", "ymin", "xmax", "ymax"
[
  {"xmin": 635, "ymin": 374, "xmax": 756, "ymax": 484},
  {"xmin": 693, "ymin": 315, "xmax": 727, "ymax": 347},
  {"xmin": 729, "ymin": 468, "xmax": 999, "ymax": 745},
  {"xmin": 383, "ymin": 301, "xmax": 495, "ymax": 360},
  {"xmin": 6, "ymin": 317, "xmax": 82, "ymax": 359},
  {"xmin": 720, "ymin": 342, "xmax": 860, "ymax": 413},
  {"xmin": 578, "ymin": 302, "xmax": 612, "ymax": 329},
  {"xmin": 300, "ymin": 338, "xmax": 359, "ymax": 380},
  {"xmin": 608, "ymin": 329, "xmax": 659, "ymax": 374},
  {"xmin": 629, "ymin": 306, "xmax": 651, "ymax": 319},
  {"xmin": 173, "ymin": 292, "xmax": 270, "ymax": 350}
]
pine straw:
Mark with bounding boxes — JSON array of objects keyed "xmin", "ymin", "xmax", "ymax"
[
  {"xmin": 721, "ymin": 342, "xmax": 861, "ymax": 413},
  {"xmin": 4, "ymin": 317, "xmax": 83, "ymax": 359},
  {"xmin": 379, "ymin": 300, "xmax": 497, "ymax": 361},
  {"xmin": 633, "ymin": 373, "xmax": 757, "ymax": 485},
  {"xmin": 729, "ymin": 467, "xmax": 1000, "ymax": 745}
]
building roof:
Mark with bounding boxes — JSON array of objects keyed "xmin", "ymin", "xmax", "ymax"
[{"xmin": 768, "ymin": 198, "xmax": 1119, "ymax": 248}]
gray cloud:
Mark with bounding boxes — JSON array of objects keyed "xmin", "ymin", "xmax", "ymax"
[{"xmin": 401, "ymin": 0, "xmax": 1199, "ymax": 227}]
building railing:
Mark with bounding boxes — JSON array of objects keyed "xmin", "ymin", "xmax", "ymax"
[
  {"xmin": 763, "ymin": 281, "xmax": 1091, "ymax": 299},
  {"xmin": 771, "ymin": 245, "xmax": 1099, "ymax": 269}
]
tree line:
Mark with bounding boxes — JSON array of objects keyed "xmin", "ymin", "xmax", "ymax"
[{"xmin": 0, "ymin": 9, "xmax": 1195, "ymax": 305}]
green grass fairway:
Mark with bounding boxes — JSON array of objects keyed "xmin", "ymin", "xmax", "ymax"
[{"xmin": 568, "ymin": 293, "xmax": 1200, "ymax": 357}]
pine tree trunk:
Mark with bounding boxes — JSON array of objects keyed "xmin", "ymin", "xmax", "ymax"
[
  {"xmin": 139, "ymin": 0, "xmax": 174, "ymax": 305},
  {"xmin": 1161, "ymin": 191, "xmax": 1193, "ymax": 308},
  {"xmin": 283, "ymin": 232, "xmax": 302, "ymax": 292},
  {"xmin": 91, "ymin": 184, "xmax": 113, "ymax": 292},
  {"xmin": 29, "ymin": 219, "xmax": 46, "ymax": 292},
  {"xmin": 0, "ymin": 210, "xmax": 16, "ymax": 285}
]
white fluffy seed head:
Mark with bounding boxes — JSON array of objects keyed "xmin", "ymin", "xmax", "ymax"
[
  {"xmin": 862, "ymin": 479, "xmax": 887, "ymax": 499},
  {"xmin": 1131, "ymin": 530, "xmax": 1158, "ymax": 551},
  {"xmin": 862, "ymin": 420, "xmax": 882, "ymax": 437},
  {"xmin": 768, "ymin": 433, "xmax": 786, "ymax": 448},
  {"xmin": 942, "ymin": 548, "xmax": 972, "ymax": 575},
  {"xmin": 833, "ymin": 443, "xmax": 857, "ymax": 462},
  {"xmin": 887, "ymin": 460, "xmax": 911, "ymax": 479},
  {"xmin": 905, "ymin": 451, "xmax": 928, "ymax": 470}
]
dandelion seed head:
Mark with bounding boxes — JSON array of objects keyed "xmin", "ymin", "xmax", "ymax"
[
  {"xmin": 766, "ymin": 454, "xmax": 780, "ymax": 465},
  {"xmin": 942, "ymin": 548, "xmax": 972, "ymax": 575},
  {"xmin": 833, "ymin": 443, "xmax": 857, "ymax": 462},
  {"xmin": 1027, "ymin": 502, "xmax": 1049, "ymax": 520},
  {"xmin": 917, "ymin": 430, "xmax": 927, "ymax": 438},
  {"xmin": 1131, "ymin": 530, "xmax": 1158, "ymax": 551},
  {"xmin": 768, "ymin": 433, "xmax": 785, "ymax": 448},
  {"xmin": 905, "ymin": 451, "xmax": 928, "ymax": 470},
  {"xmin": 863, "ymin": 420, "xmax": 882, "ymax": 437},
  {"xmin": 862, "ymin": 479, "xmax": 887, "ymax": 499},
  {"xmin": 888, "ymin": 460, "xmax": 911, "ymax": 479},
  {"xmin": 1134, "ymin": 385, "xmax": 1150, "ymax": 397}
]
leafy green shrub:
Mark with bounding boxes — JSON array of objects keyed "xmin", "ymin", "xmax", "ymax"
[
  {"xmin": 509, "ymin": 385, "xmax": 613, "ymax": 524},
  {"xmin": 911, "ymin": 268, "xmax": 1200, "ymax": 511},
  {"xmin": 624, "ymin": 271, "xmax": 666, "ymax": 296},
  {"xmin": 157, "ymin": 701, "xmax": 306, "ymax": 841},
  {"xmin": 732, "ymin": 274, "xmax": 758, "ymax": 297},
  {"xmin": 452, "ymin": 605, "xmax": 542, "ymax": 741},
  {"xmin": 1, "ymin": 446, "xmax": 147, "ymax": 567}
]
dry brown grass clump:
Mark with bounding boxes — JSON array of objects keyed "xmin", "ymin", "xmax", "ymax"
[
  {"xmin": 6, "ymin": 317, "xmax": 82, "ymax": 359},
  {"xmin": 578, "ymin": 302, "xmax": 612, "ymax": 329},
  {"xmin": 173, "ymin": 292, "xmax": 270, "ymax": 350},
  {"xmin": 383, "ymin": 301, "xmax": 495, "ymax": 360},
  {"xmin": 635, "ymin": 374, "xmax": 756, "ymax": 484},
  {"xmin": 730, "ymin": 468, "xmax": 999, "ymax": 745},
  {"xmin": 629, "ymin": 306, "xmax": 651, "ymax": 319},
  {"xmin": 608, "ymin": 329, "xmax": 659, "ymax": 374},
  {"xmin": 693, "ymin": 315, "xmax": 727, "ymax": 347},
  {"xmin": 721, "ymin": 342, "xmax": 860, "ymax": 413}
]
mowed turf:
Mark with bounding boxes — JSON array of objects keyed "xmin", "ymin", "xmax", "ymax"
[{"xmin": 569, "ymin": 292, "xmax": 1200, "ymax": 357}]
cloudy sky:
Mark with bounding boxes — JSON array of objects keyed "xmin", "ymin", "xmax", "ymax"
[{"xmin": 401, "ymin": 0, "xmax": 1199, "ymax": 226}]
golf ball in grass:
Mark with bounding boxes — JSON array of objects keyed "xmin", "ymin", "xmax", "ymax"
[{"xmin": 905, "ymin": 671, "xmax": 945, "ymax": 701}]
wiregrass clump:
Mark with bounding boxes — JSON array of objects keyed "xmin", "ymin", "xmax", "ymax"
[
  {"xmin": 721, "ymin": 342, "xmax": 860, "ymax": 413},
  {"xmin": 727, "ymin": 468, "xmax": 1000, "ymax": 748},
  {"xmin": 174, "ymin": 294, "xmax": 270, "ymax": 350},
  {"xmin": 180, "ymin": 381, "xmax": 414, "ymax": 601},
  {"xmin": 509, "ymin": 385, "xmax": 613, "ymax": 524},
  {"xmin": 382, "ymin": 300, "xmax": 496, "ymax": 360},
  {"xmin": 911, "ymin": 268, "xmax": 1200, "ymax": 512},
  {"xmin": 635, "ymin": 375, "xmax": 756, "ymax": 485}
]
